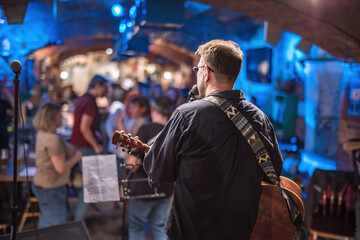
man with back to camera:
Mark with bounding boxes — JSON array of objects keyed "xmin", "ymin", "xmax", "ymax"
[
  {"xmin": 143, "ymin": 39, "xmax": 283, "ymax": 240},
  {"xmin": 70, "ymin": 74, "xmax": 108, "ymax": 220}
]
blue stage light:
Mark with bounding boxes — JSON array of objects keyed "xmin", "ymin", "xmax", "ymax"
[
  {"xmin": 129, "ymin": 6, "xmax": 137, "ymax": 18},
  {"xmin": 119, "ymin": 23, "xmax": 126, "ymax": 33},
  {"xmin": 112, "ymin": 4, "xmax": 123, "ymax": 17},
  {"xmin": 127, "ymin": 21, "xmax": 133, "ymax": 28}
]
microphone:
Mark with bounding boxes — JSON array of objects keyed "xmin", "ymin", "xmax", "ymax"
[
  {"xmin": 10, "ymin": 60, "xmax": 22, "ymax": 74},
  {"xmin": 188, "ymin": 85, "xmax": 200, "ymax": 102}
]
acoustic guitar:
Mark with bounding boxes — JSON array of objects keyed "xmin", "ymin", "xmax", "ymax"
[{"xmin": 112, "ymin": 130, "xmax": 305, "ymax": 239}]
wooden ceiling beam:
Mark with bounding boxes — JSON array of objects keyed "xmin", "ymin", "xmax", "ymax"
[{"xmin": 195, "ymin": 0, "xmax": 360, "ymax": 62}]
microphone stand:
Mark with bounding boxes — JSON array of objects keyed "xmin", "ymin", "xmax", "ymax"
[{"xmin": 11, "ymin": 71, "xmax": 20, "ymax": 240}]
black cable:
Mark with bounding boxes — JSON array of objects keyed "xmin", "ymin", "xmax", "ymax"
[{"xmin": 18, "ymin": 85, "xmax": 39, "ymax": 240}]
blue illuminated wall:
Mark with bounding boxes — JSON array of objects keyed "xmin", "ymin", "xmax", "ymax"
[
  {"xmin": 0, "ymin": 2, "xmax": 58, "ymax": 88},
  {"xmin": 303, "ymin": 60, "xmax": 343, "ymax": 159},
  {"xmin": 337, "ymin": 63, "xmax": 360, "ymax": 170},
  {"xmin": 234, "ymin": 31, "xmax": 306, "ymax": 104}
]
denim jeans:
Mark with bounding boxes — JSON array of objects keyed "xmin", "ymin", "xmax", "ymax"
[
  {"xmin": 31, "ymin": 182, "xmax": 67, "ymax": 228},
  {"xmin": 73, "ymin": 147, "xmax": 95, "ymax": 220},
  {"xmin": 128, "ymin": 197, "xmax": 171, "ymax": 240}
]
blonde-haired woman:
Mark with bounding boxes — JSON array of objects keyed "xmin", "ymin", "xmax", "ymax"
[{"xmin": 32, "ymin": 102, "xmax": 82, "ymax": 228}]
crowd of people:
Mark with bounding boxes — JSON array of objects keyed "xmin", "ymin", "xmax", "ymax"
[
  {"xmin": 29, "ymin": 74, "xmax": 187, "ymax": 239},
  {"xmin": 2, "ymin": 39, "xmax": 286, "ymax": 240}
]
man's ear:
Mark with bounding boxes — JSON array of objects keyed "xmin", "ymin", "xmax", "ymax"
[{"xmin": 204, "ymin": 68, "xmax": 211, "ymax": 82}]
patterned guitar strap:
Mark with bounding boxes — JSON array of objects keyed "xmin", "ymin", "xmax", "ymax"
[{"xmin": 204, "ymin": 95, "xmax": 302, "ymax": 229}]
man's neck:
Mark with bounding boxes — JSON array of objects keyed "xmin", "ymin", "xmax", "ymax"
[{"xmin": 205, "ymin": 84, "xmax": 233, "ymax": 97}]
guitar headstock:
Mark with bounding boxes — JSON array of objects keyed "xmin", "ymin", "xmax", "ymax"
[{"xmin": 112, "ymin": 130, "xmax": 149, "ymax": 154}]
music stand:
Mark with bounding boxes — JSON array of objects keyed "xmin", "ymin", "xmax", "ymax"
[{"xmin": 118, "ymin": 163, "xmax": 165, "ymax": 240}]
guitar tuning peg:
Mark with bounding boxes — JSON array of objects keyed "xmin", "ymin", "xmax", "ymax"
[
  {"xmin": 135, "ymin": 136, "xmax": 139, "ymax": 139},
  {"xmin": 128, "ymin": 133, "xmax": 132, "ymax": 137},
  {"xmin": 128, "ymin": 151, "xmax": 132, "ymax": 154}
]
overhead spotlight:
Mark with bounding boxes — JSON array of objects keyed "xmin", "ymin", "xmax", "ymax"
[
  {"xmin": 111, "ymin": 4, "xmax": 123, "ymax": 17},
  {"xmin": 129, "ymin": 5, "xmax": 137, "ymax": 18},
  {"xmin": 127, "ymin": 21, "xmax": 133, "ymax": 28},
  {"xmin": 119, "ymin": 21, "xmax": 126, "ymax": 33}
]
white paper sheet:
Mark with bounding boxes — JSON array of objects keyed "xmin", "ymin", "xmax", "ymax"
[{"xmin": 82, "ymin": 154, "xmax": 120, "ymax": 203}]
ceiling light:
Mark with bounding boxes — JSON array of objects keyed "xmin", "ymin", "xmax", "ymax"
[
  {"xmin": 60, "ymin": 71, "xmax": 68, "ymax": 80},
  {"xmin": 164, "ymin": 71, "xmax": 172, "ymax": 80},
  {"xmin": 105, "ymin": 48, "xmax": 113, "ymax": 55},
  {"xmin": 111, "ymin": 4, "xmax": 123, "ymax": 17},
  {"xmin": 119, "ymin": 22, "xmax": 126, "ymax": 33}
]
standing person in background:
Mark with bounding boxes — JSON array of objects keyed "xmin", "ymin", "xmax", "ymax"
[
  {"xmin": 115, "ymin": 96, "xmax": 150, "ymax": 137},
  {"xmin": 113, "ymin": 96, "xmax": 150, "ymax": 174},
  {"xmin": 105, "ymin": 95, "xmax": 150, "ymax": 162},
  {"xmin": 70, "ymin": 74, "xmax": 108, "ymax": 220},
  {"xmin": 127, "ymin": 96, "xmax": 174, "ymax": 240},
  {"xmin": 0, "ymin": 83, "xmax": 14, "ymax": 150},
  {"xmin": 32, "ymin": 102, "xmax": 82, "ymax": 228}
]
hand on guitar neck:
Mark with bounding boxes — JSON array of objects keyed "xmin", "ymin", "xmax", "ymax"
[{"xmin": 112, "ymin": 130, "xmax": 150, "ymax": 172}]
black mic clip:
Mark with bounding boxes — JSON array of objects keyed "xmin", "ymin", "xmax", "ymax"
[{"xmin": 188, "ymin": 85, "xmax": 200, "ymax": 102}]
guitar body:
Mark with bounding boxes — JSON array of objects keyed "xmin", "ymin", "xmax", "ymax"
[{"xmin": 251, "ymin": 176, "xmax": 305, "ymax": 240}]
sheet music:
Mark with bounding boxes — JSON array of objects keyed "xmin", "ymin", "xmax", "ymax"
[{"xmin": 82, "ymin": 154, "xmax": 120, "ymax": 203}]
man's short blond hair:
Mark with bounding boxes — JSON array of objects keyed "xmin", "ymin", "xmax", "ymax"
[
  {"xmin": 195, "ymin": 39, "xmax": 243, "ymax": 83},
  {"xmin": 32, "ymin": 102, "xmax": 62, "ymax": 133}
]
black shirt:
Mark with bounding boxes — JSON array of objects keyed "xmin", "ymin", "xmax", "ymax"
[
  {"xmin": 143, "ymin": 90, "xmax": 283, "ymax": 240},
  {"xmin": 129, "ymin": 122, "xmax": 173, "ymax": 198}
]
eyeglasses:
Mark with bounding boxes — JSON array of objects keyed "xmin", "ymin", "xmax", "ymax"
[{"xmin": 192, "ymin": 65, "xmax": 214, "ymax": 75}]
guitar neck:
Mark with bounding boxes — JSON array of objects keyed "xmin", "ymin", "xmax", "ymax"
[{"xmin": 112, "ymin": 130, "xmax": 150, "ymax": 154}]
